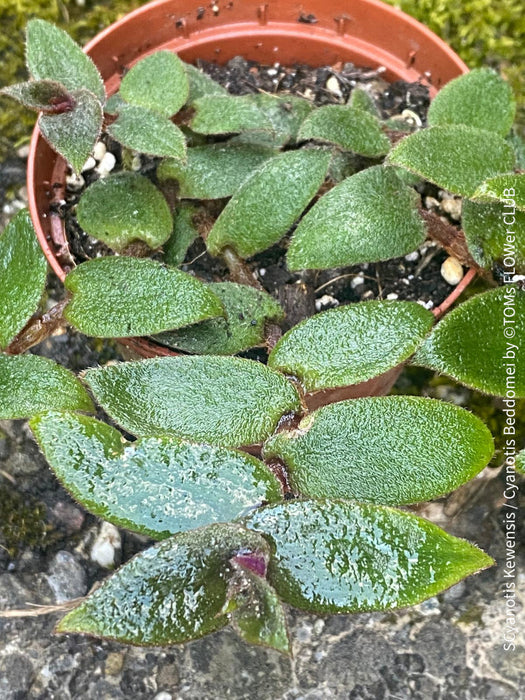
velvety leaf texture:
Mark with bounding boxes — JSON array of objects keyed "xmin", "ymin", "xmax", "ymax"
[
  {"xmin": 190, "ymin": 95, "xmax": 273, "ymax": 135},
  {"xmin": 26, "ymin": 20, "xmax": 105, "ymax": 102},
  {"xmin": 268, "ymin": 301, "xmax": 434, "ymax": 392},
  {"xmin": 155, "ymin": 282, "xmax": 284, "ymax": 355},
  {"xmin": 57, "ymin": 523, "xmax": 270, "ymax": 645},
  {"xmin": 185, "ymin": 63, "xmax": 229, "ymax": 103},
  {"xmin": 157, "ymin": 143, "xmax": 275, "ymax": 199},
  {"xmin": 76, "ymin": 172, "xmax": 173, "ymax": 252},
  {"xmin": 64, "ymin": 257, "xmax": 224, "ymax": 338},
  {"xmin": 30, "ymin": 411, "xmax": 281, "ymax": 539},
  {"xmin": 348, "ymin": 87, "xmax": 381, "ymax": 117},
  {"xmin": 287, "ymin": 166, "xmax": 426, "ymax": 271},
  {"xmin": 473, "ymin": 174, "xmax": 525, "ymax": 211},
  {"xmin": 263, "ymin": 396, "xmax": 494, "ymax": 505},
  {"xmin": 82, "ymin": 356, "xmax": 301, "ymax": 447},
  {"xmin": 39, "ymin": 88, "xmax": 103, "ymax": 174},
  {"xmin": 108, "ymin": 105, "xmax": 187, "ymax": 159},
  {"xmin": 388, "ymin": 125, "xmax": 515, "ymax": 197},
  {"xmin": 427, "ymin": 68, "xmax": 516, "ymax": 137},
  {"xmin": 206, "ymin": 149, "xmax": 331, "ymax": 258},
  {"xmin": 413, "ymin": 286, "xmax": 525, "ymax": 396},
  {"xmin": 462, "ymin": 199, "xmax": 525, "ymax": 272},
  {"xmin": 297, "ymin": 105, "xmax": 390, "ymax": 157},
  {"xmin": 228, "ymin": 567, "xmax": 291, "ymax": 654},
  {"xmin": 0, "ymin": 355, "xmax": 94, "ymax": 420},
  {"xmin": 245, "ymin": 500, "xmax": 493, "ymax": 614},
  {"xmin": 252, "ymin": 93, "xmax": 313, "ymax": 147},
  {"xmin": 1, "ymin": 80, "xmax": 71, "ymax": 112},
  {"xmin": 0, "ymin": 210, "xmax": 47, "ymax": 349},
  {"xmin": 104, "ymin": 92, "xmax": 127, "ymax": 115},
  {"xmin": 120, "ymin": 50, "xmax": 189, "ymax": 117},
  {"xmin": 162, "ymin": 205, "xmax": 199, "ymax": 267}
]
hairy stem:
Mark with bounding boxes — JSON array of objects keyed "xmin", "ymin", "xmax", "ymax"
[
  {"xmin": 221, "ymin": 246, "xmax": 262, "ymax": 289},
  {"xmin": 419, "ymin": 208, "xmax": 480, "ymax": 270}
]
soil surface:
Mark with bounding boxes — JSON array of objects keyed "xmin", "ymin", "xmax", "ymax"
[{"xmin": 60, "ymin": 57, "xmax": 459, "ymax": 345}]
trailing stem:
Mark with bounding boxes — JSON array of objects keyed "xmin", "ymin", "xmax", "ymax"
[{"xmin": 7, "ymin": 299, "xmax": 69, "ymax": 355}]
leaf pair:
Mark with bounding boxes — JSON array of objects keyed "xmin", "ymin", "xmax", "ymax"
[
  {"xmin": 388, "ymin": 69, "xmax": 516, "ymax": 198},
  {"xmin": 52, "ymin": 502, "xmax": 492, "ymax": 649}
]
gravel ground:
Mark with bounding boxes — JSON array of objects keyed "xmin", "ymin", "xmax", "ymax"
[{"xmin": 1, "ymin": 156, "xmax": 524, "ymax": 700}]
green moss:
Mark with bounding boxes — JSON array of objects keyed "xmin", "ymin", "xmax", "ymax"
[
  {"xmin": 388, "ymin": 0, "xmax": 525, "ymax": 133},
  {"xmin": 456, "ymin": 604, "xmax": 485, "ymax": 626},
  {"xmin": 0, "ymin": 0, "xmax": 147, "ymax": 159},
  {"xmin": 0, "ymin": 483, "xmax": 49, "ymax": 556}
]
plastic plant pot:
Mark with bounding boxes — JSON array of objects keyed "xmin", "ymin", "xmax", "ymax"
[{"xmin": 27, "ymin": 0, "xmax": 471, "ymax": 390}]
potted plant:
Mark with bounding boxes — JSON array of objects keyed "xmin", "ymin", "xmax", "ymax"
[{"xmin": 0, "ymin": 6, "xmax": 524, "ymax": 653}]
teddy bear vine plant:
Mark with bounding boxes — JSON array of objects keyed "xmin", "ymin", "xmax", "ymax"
[{"xmin": 0, "ymin": 21, "xmax": 524, "ymax": 652}]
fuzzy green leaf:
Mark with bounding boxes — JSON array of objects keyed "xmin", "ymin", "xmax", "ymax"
[
  {"xmin": 462, "ymin": 199, "xmax": 525, "ymax": 272},
  {"xmin": 57, "ymin": 523, "xmax": 269, "ymax": 645},
  {"xmin": 264, "ymin": 396, "xmax": 493, "ymax": 505},
  {"xmin": 185, "ymin": 63, "xmax": 229, "ymax": 103},
  {"xmin": 297, "ymin": 105, "xmax": 390, "ymax": 157},
  {"xmin": 245, "ymin": 500, "xmax": 493, "ymax": 614},
  {"xmin": 39, "ymin": 88, "xmax": 103, "ymax": 174},
  {"xmin": 31, "ymin": 411, "xmax": 281, "ymax": 539},
  {"xmin": 472, "ymin": 174, "xmax": 525, "ymax": 211},
  {"xmin": 83, "ymin": 356, "xmax": 301, "ymax": 447},
  {"xmin": 104, "ymin": 92, "xmax": 126, "ymax": 115},
  {"xmin": 162, "ymin": 205, "xmax": 199, "ymax": 266},
  {"xmin": 414, "ymin": 286, "xmax": 525, "ymax": 396},
  {"xmin": 108, "ymin": 105, "xmax": 187, "ymax": 159},
  {"xmin": 0, "ymin": 210, "xmax": 47, "ymax": 349},
  {"xmin": 190, "ymin": 95, "xmax": 273, "ymax": 135},
  {"xmin": 1, "ymin": 80, "xmax": 71, "ymax": 112},
  {"xmin": 157, "ymin": 143, "xmax": 275, "ymax": 199},
  {"xmin": 64, "ymin": 257, "xmax": 224, "ymax": 338},
  {"xmin": 348, "ymin": 87, "xmax": 381, "ymax": 117},
  {"xmin": 76, "ymin": 172, "xmax": 172, "ymax": 252},
  {"xmin": 427, "ymin": 68, "xmax": 516, "ymax": 137},
  {"xmin": 228, "ymin": 567, "xmax": 290, "ymax": 654},
  {"xmin": 252, "ymin": 93, "xmax": 313, "ymax": 147},
  {"xmin": 207, "ymin": 149, "xmax": 330, "ymax": 258},
  {"xmin": 388, "ymin": 125, "xmax": 515, "ymax": 197},
  {"xmin": 120, "ymin": 50, "xmax": 188, "ymax": 117},
  {"xmin": 0, "ymin": 355, "xmax": 94, "ymax": 420},
  {"xmin": 155, "ymin": 282, "xmax": 284, "ymax": 355},
  {"xmin": 287, "ymin": 165, "xmax": 425, "ymax": 270},
  {"xmin": 268, "ymin": 301, "xmax": 434, "ymax": 392},
  {"xmin": 26, "ymin": 20, "xmax": 105, "ymax": 102}
]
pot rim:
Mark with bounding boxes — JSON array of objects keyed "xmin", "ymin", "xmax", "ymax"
[{"xmin": 27, "ymin": 0, "xmax": 471, "ymax": 363}]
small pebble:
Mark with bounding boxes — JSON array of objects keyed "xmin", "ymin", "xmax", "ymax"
[
  {"xmin": 325, "ymin": 75, "xmax": 342, "ymax": 97},
  {"xmin": 350, "ymin": 275, "xmax": 365, "ymax": 288},
  {"xmin": 315, "ymin": 294, "xmax": 339, "ymax": 311},
  {"xmin": 131, "ymin": 154, "xmax": 142, "ymax": 171},
  {"xmin": 91, "ymin": 522, "xmax": 121, "ymax": 569},
  {"xmin": 81, "ymin": 156, "xmax": 96, "ymax": 172},
  {"xmin": 16, "ymin": 144, "xmax": 30, "ymax": 159},
  {"xmin": 65, "ymin": 173, "xmax": 85, "ymax": 192},
  {"xmin": 386, "ymin": 292, "xmax": 398, "ymax": 300},
  {"xmin": 441, "ymin": 256, "xmax": 464, "ymax": 286},
  {"xmin": 267, "ymin": 68, "xmax": 278, "ymax": 77},
  {"xmin": 440, "ymin": 195, "xmax": 462, "ymax": 221},
  {"xmin": 416, "ymin": 299, "xmax": 434, "ymax": 310},
  {"xmin": 96, "ymin": 151, "xmax": 117, "ymax": 177},
  {"xmin": 154, "ymin": 693, "xmax": 173, "ymax": 700},
  {"xmin": 93, "ymin": 141, "xmax": 107, "ymax": 162},
  {"xmin": 303, "ymin": 87, "xmax": 315, "ymax": 100},
  {"xmin": 404, "ymin": 251, "xmax": 419, "ymax": 262},
  {"xmin": 401, "ymin": 109, "xmax": 422, "ymax": 127},
  {"xmin": 258, "ymin": 267, "xmax": 266, "ymax": 276},
  {"xmin": 424, "ymin": 196, "xmax": 440, "ymax": 210}
]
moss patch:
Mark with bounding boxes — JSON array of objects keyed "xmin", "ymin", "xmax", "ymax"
[{"xmin": 0, "ymin": 483, "xmax": 49, "ymax": 556}]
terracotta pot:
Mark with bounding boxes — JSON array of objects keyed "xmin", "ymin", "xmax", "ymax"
[{"xmin": 27, "ymin": 0, "xmax": 470, "ymax": 387}]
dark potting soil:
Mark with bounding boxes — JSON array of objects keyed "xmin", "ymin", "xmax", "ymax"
[{"xmin": 61, "ymin": 57, "xmax": 458, "ymax": 338}]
